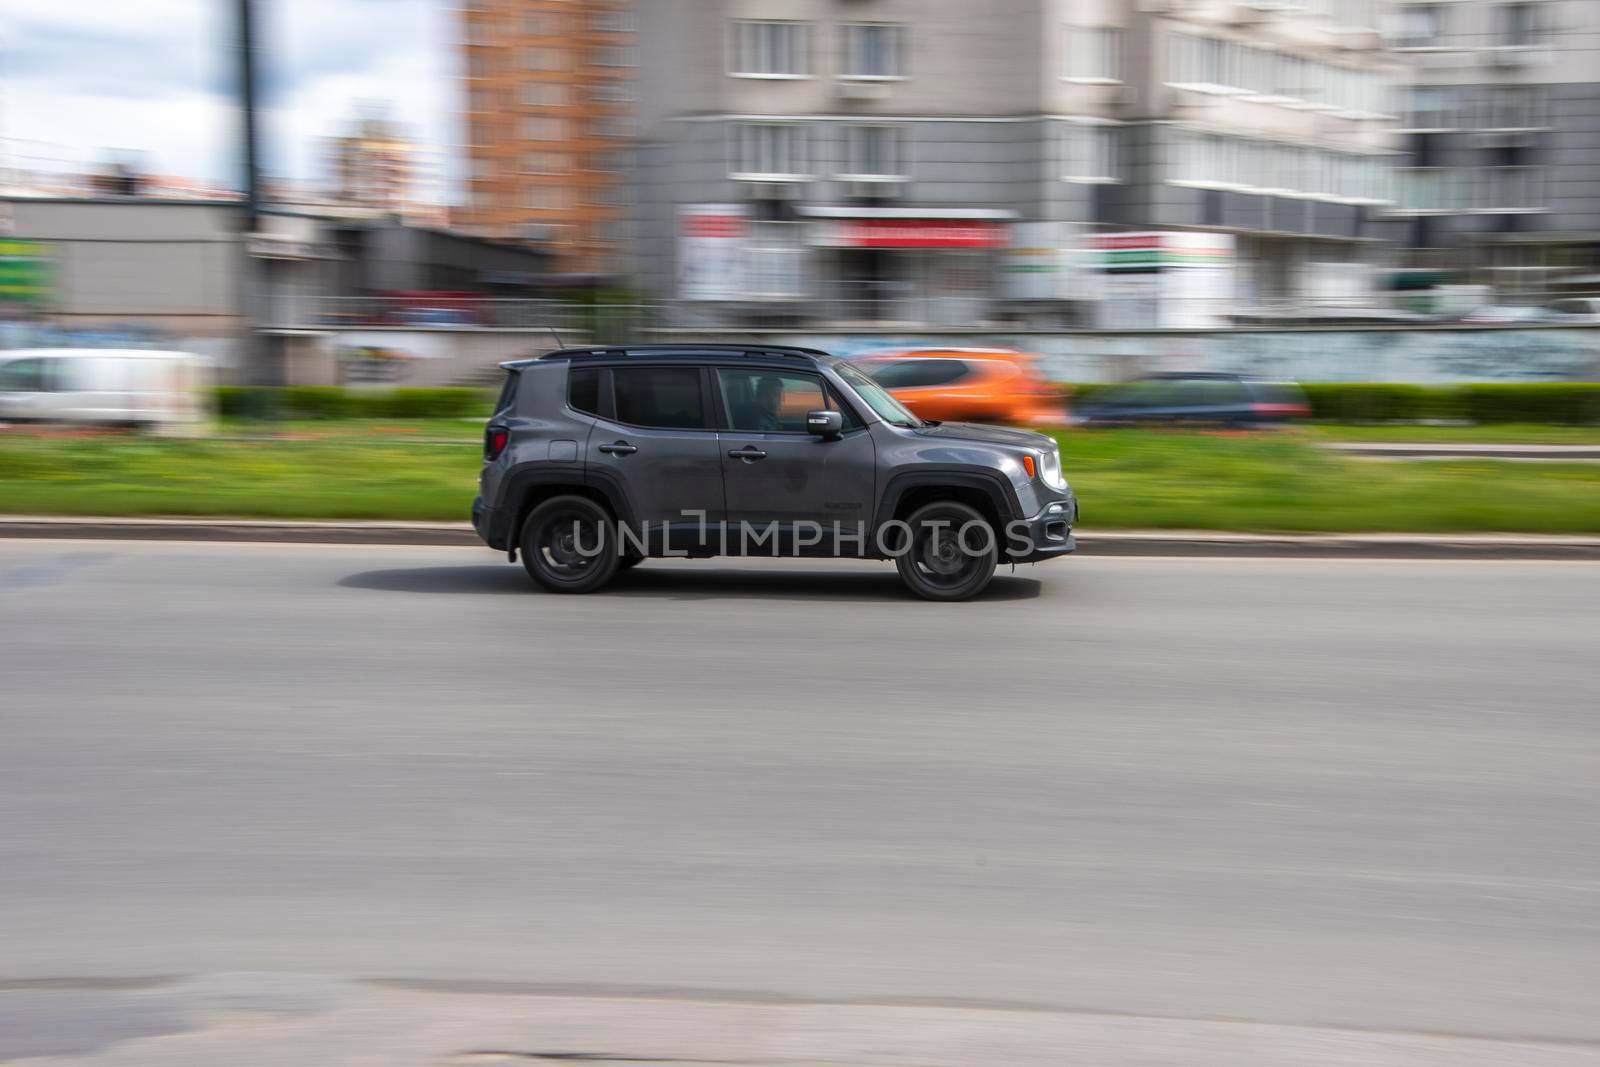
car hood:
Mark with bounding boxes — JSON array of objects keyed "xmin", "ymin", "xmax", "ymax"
[{"xmin": 911, "ymin": 421, "xmax": 1056, "ymax": 450}]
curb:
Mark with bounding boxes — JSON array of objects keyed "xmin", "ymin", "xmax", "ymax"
[
  {"xmin": 1325, "ymin": 442, "xmax": 1600, "ymax": 461},
  {"xmin": 4, "ymin": 517, "xmax": 1600, "ymax": 559}
]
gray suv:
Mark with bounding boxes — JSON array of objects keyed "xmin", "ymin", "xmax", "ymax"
[{"xmin": 472, "ymin": 344, "xmax": 1076, "ymax": 601}]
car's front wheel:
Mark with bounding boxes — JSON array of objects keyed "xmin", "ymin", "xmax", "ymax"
[
  {"xmin": 894, "ymin": 500, "xmax": 998, "ymax": 602},
  {"xmin": 520, "ymin": 494, "xmax": 620, "ymax": 594}
]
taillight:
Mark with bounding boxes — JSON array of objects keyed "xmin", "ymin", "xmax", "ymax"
[
  {"xmin": 1251, "ymin": 403, "xmax": 1309, "ymax": 419},
  {"xmin": 484, "ymin": 426, "xmax": 509, "ymax": 461}
]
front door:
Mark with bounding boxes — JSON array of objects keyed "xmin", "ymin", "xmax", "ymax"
[
  {"xmin": 713, "ymin": 367, "xmax": 876, "ymax": 548},
  {"xmin": 582, "ymin": 364, "xmax": 723, "ymax": 550}
]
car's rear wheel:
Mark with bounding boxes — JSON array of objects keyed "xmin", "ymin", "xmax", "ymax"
[
  {"xmin": 894, "ymin": 500, "xmax": 998, "ymax": 602},
  {"xmin": 520, "ymin": 495, "xmax": 620, "ymax": 594}
]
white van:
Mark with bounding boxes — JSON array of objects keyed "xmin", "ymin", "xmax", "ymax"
[{"xmin": 0, "ymin": 349, "xmax": 207, "ymax": 429}]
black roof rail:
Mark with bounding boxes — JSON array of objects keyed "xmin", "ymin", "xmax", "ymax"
[{"xmin": 534, "ymin": 342, "xmax": 832, "ymax": 362}]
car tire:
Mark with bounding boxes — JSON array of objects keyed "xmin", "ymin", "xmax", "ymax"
[
  {"xmin": 519, "ymin": 494, "xmax": 620, "ymax": 594},
  {"xmin": 894, "ymin": 500, "xmax": 999, "ymax": 602}
]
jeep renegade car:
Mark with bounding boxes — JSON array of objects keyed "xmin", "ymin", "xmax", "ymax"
[{"xmin": 472, "ymin": 344, "xmax": 1076, "ymax": 601}]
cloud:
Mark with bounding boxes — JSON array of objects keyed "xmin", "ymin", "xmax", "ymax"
[{"xmin": 0, "ymin": 0, "xmax": 459, "ymax": 201}]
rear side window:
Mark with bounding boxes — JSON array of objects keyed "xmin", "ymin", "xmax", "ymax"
[
  {"xmin": 612, "ymin": 366, "xmax": 706, "ymax": 429},
  {"xmin": 568, "ymin": 367, "xmax": 601, "ymax": 415},
  {"xmin": 494, "ymin": 371, "xmax": 520, "ymax": 415},
  {"xmin": 869, "ymin": 359, "xmax": 969, "ymax": 389}
]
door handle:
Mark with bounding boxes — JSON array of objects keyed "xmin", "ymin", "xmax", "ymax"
[
  {"xmin": 598, "ymin": 441, "xmax": 637, "ymax": 455},
  {"xmin": 728, "ymin": 447, "xmax": 768, "ymax": 461}
]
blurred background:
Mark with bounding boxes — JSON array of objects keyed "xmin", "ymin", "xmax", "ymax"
[
  {"xmin": 1, "ymin": 0, "xmax": 1599, "ymax": 391},
  {"xmin": 3, "ymin": 6, "xmax": 1600, "ymax": 1064}
]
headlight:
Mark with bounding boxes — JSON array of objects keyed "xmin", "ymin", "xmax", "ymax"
[{"xmin": 1039, "ymin": 448, "xmax": 1068, "ymax": 492}]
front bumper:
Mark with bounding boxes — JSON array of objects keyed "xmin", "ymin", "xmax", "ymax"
[{"xmin": 1007, "ymin": 496, "xmax": 1078, "ymax": 563}]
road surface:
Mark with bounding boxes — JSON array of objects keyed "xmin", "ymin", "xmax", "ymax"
[{"xmin": 2, "ymin": 541, "xmax": 1597, "ymax": 1062}]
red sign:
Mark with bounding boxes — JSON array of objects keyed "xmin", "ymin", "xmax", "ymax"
[
  {"xmin": 835, "ymin": 219, "xmax": 1007, "ymax": 249},
  {"xmin": 681, "ymin": 214, "xmax": 747, "ymax": 238}
]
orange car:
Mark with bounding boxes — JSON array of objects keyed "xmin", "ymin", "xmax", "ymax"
[{"xmin": 854, "ymin": 348, "xmax": 1064, "ymax": 425}]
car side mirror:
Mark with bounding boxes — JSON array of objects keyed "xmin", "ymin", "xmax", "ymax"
[{"xmin": 806, "ymin": 410, "xmax": 843, "ymax": 439}]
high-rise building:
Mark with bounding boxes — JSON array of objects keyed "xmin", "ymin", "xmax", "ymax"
[
  {"xmin": 631, "ymin": 0, "xmax": 1406, "ymax": 325},
  {"xmin": 330, "ymin": 116, "xmax": 418, "ymax": 216},
  {"xmin": 1390, "ymin": 0, "xmax": 1600, "ymax": 295},
  {"xmin": 457, "ymin": 0, "xmax": 636, "ymax": 274}
]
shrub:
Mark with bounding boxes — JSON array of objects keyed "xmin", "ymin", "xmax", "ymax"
[{"xmin": 211, "ymin": 387, "xmax": 495, "ymax": 420}]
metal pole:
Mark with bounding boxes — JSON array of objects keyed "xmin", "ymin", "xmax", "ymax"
[
  {"xmin": 233, "ymin": 0, "xmax": 270, "ymax": 383},
  {"xmin": 237, "ymin": 0, "xmax": 261, "ymax": 231}
]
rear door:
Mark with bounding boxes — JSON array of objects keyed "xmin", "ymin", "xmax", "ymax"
[
  {"xmin": 713, "ymin": 366, "xmax": 875, "ymax": 530},
  {"xmin": 579, "ymin": 363, "xmax": 724, "ymax": 547}
]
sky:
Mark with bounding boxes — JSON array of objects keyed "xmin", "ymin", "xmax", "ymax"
[{"xmin": 0, "ymin": 0, "xmax": 460, "ymax": 201}]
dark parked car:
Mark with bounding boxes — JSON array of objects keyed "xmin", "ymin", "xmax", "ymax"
[
  {"xmin": 1072, "ymin": 373, "xmax": 1310, "ymax": 428},
  {"xmin": 472, "ymin": 344, "xmax": 1078, "ymax": 601}
]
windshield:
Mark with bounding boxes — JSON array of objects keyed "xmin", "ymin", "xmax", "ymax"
[{"xmin": 833, "ymin": 361, "xmax": 922, "ymax": 428}]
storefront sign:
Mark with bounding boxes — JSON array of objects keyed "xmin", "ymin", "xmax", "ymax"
[
  {"xmin": 1002, "ymin": 222, "xmax": 1069, "ymax": 300},
  {"xmin": 820, "ymin": 219, "xmax": 1007, "ymax": 249},
  {"xmin": 1087, "ymin": 231, "xmax": 1234, "ymax": 271},
  {"xmin": 0, "ymin": 239, "xmax": 54, "ymax": 305},
  {"xmin": 679, "ymin": 205, "xmax": 750, "ymax": 300}
]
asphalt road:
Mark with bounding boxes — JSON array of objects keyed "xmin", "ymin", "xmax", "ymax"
[{"xmin": 2, "ymin": 541, "xmax": 1598, "ymax": 1059}]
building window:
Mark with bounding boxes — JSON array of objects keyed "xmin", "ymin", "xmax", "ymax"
[
  {"xmin": 1060, "ymin": 124, "xmax": 1121, "ymax": 182},
  {"xmin": 745, "ymin": 223, "xmax": 809, "ymax": 298},
  {"xmin": 522, "ymin": 82, "xmax": 570, "ymax": 107},
  {"xmin": 591, "ymin": 8, "xmax": 634, "ymax": 32},
  {"xmin": 729, "ymin": 20, "xmax": 812, "ymax": 77},
  {"xmin": 523, "ymin": 116, "xmax": 566, "ymax": 140},
  {"xmin": 1405, "ymin": 86, "xmax": 1457, "ymax": 129},
  {"xmin": 590, "ymin": 44, "xmax": 636, "ymax": 67},
  {"xmin": 732, "ymin": 123, "xmax": 810, "ymax": 179},
  {"xmin": 523, "ymin": 11, "xmax": 564, "ymax": 35},
  {"xmin": 1394, "ymin": 4, "xmax": 1445, "ymax": 47},
  {"xmin": 524, "ymin": 151, "xmax": 567, "ymax": 174},
  {"xmin": 1487, "ymin": 86, "xmax": 1549, "ymax": 129},
  {"xmin": 588, "ymin": 81, "xmax": 636, "ymax": 104},
  {"xmin": 527, "ymin": 185, "xmax": 569, "ymax": 211},
  {"xmin": 840, "ymin": 125, "xmax": 907, "ymax": 179},
  {"xmin": 841, "ymin": 23, "xmax": 906, "ymax": 79},
  {"xmin": 1499, "ymin": 2, "xmax": 1544, "ymax": 45},
  {"xmin": 1482, "ymin": 166, "xmax": 1545, "ymax": 209},
  {"xmin": 593, "ymin": 115, "xmax": 635, "ymax": 139},
  {"xmin": 1168, "ymin": 32, "xmax": 1235, "ymax": 92},
  {"xmin": 1064, "ymin": 27, "xmax": 1122, "ymax": 82},
  {"xmin": 522, "ymin": 46, "xmax": 567, "ymax": 71}
]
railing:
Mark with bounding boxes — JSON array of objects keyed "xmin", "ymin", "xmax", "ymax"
[
  {"xmin": 264, "ymin": 297, "xmax": 664, "ymax": 344},
  {"xmin": 263, "ymin": 294, "xmax": 1600, "ymax": 336}
]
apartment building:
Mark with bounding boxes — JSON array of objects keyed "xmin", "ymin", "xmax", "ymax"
[
  {"xmin": 631, "ymin": 0, "xmax": 1405, "ymax": 325},
  {"xmin": 329, "ymin": 116, "xmax": 418, "ymax": 217},
  {"xmin": 1390, "ymin": 0, "xmax": 1600, "ymax": 292},
  {"xmin": 457, "ymin": 0, "xmax": 636, "ymax": 274}
]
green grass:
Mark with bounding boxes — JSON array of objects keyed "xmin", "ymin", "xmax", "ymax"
[
  {"xmin": 1044, "ymin": 430, "xmax": 1600, "ymax": 534},
  {"xmin": 3, "ymin": 428, "xmax": 1599, "ymax": 534},
  {"xmin": 0, "ymin": 435, "xmax": 477, "ymax": 521},
  {"xmin": 1299, "ymin": 423, "xmax": 1600, "ymax": 445}
]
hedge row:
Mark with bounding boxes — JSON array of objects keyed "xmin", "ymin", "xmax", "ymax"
[
  {"xmin": 210, "ymin": 382, "xmax": 1600, "ymax": 424},
  {"xmin": 1064, "ymin": 382, "xmax": 1600, "ymax": 424},
  {"xmin": 1297, "ymin": 383, "xmax": 1600, "ymax": 424},
  {"xmin": 214, "ymin": 386, "xmax": 495, "ymax": 420}
]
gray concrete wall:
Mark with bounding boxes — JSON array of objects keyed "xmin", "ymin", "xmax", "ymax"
[
  {"xmin": 277, "ymin": 324, "xmax": 1600, "ymax": 386},
  {"xmin": 4, "ymin": 198, "xmax": 242, "ymax": 328}
]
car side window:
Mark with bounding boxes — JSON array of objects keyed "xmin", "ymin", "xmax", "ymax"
[
  {"xmin": 716, "ymin": 368, "xmax": 832, "ymax": 433},
  {"xmin": 0, "ymin": 358, "xmax": 54, "ymax": 392},
  {"xmin": 568, "ymin": 366, "xmax": 602, "ymax": 416},
  {"xmin": 870, "ymin": 359, "xmax": 968, "ymax": 389},
  {"xmin": 611, "ymin": 366, "xmax": 706, "ymax": 429}
]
